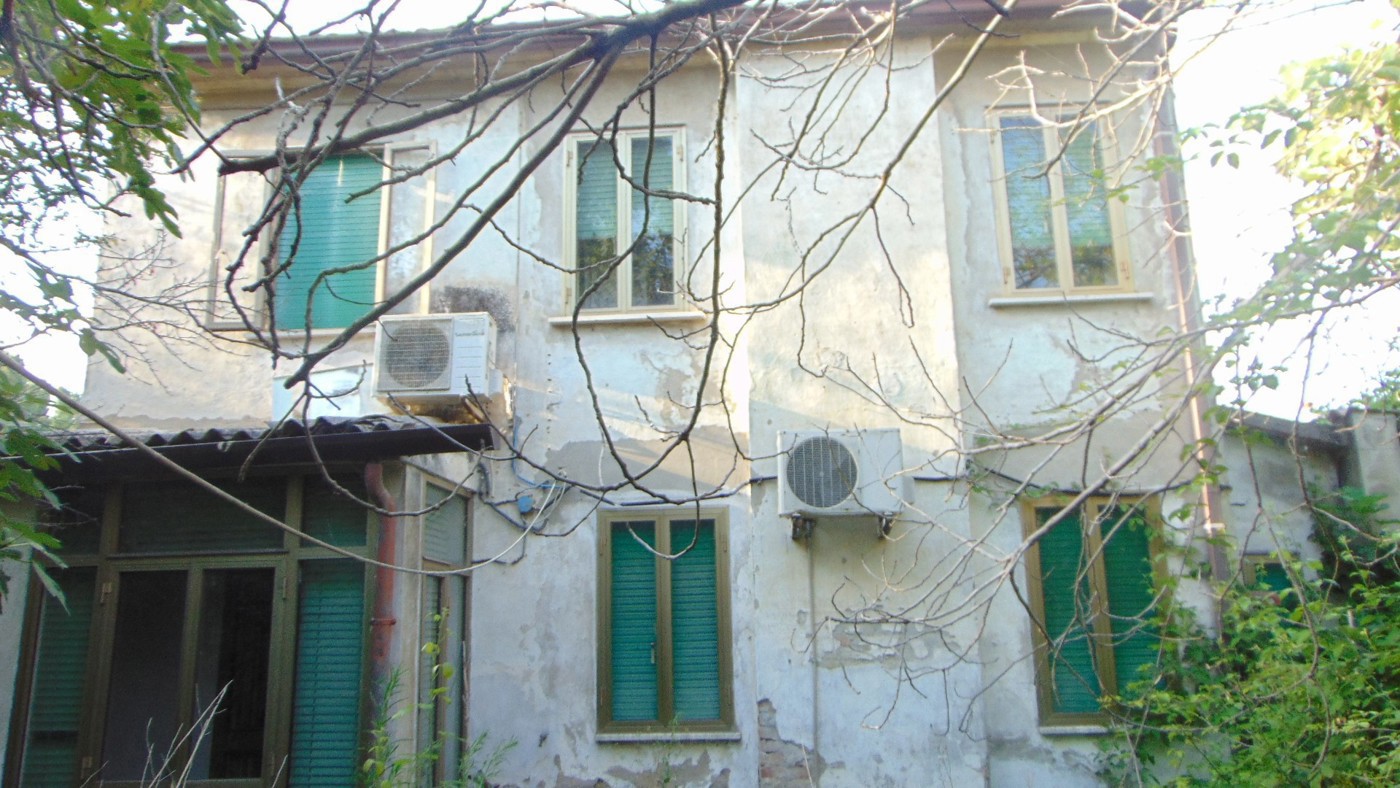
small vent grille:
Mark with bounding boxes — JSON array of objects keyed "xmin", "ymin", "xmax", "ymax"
[
  {"xmin": 787, "ymin": 436, "xmax": 858, "ymax": 508},
  {"xmin": 383, "ymin": 323, "xmax": 451, "ymax": 388}
]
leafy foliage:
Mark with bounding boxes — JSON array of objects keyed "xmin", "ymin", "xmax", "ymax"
[
  {"xmin": 1213, "ymin": 40, "xmax": 1400, "ymax": 325},
  {"xmin": 0, "ymin": 0, "xmax": 241, "ymax": 606},
  {"xmin": 0, "ymin": 367, "xmax": 68, "ymax": 608},
  {"xmin": 1105, "ymin": 489, "xmax": 1400, "ymax": 786}
]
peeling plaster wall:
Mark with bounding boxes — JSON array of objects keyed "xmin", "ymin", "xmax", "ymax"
[
  {"xmin": 53, "ymin": 22, "xmax": 1221, "ymax": 788},
  {"xmin": 1217, "ymin": 431, "xmax": 1337, "ymax": 567}
]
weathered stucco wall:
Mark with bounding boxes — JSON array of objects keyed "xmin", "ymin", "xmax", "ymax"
[{"xmin": 49, "ymin": 18, "xmax": 1234, "ymax": 788}]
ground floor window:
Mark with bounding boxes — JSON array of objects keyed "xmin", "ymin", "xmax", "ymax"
[
  {"xmin": 9, "ymin": 474, "xmax": 373, "ymax": 786},
  {"xmin": 596, "ymin": 509, "xmax": 733, "ymax": 736},
  {"xmin": 1023, "ymin": 497, "xmax": 1162, "ymax": 725}
]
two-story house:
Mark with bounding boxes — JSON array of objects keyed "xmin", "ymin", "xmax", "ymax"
[{"xmin": 0, "ymin": 1, "xmax": 1251, "ymax": 784}]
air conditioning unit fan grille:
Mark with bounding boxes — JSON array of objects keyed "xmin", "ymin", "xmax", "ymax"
[
  {"xmin": 383, "ymin": 323, "xmax": 451, "ymax": 388},
  {"xmin": 787, "ymin": 436, "xmax": 858, "ymax": 508}
]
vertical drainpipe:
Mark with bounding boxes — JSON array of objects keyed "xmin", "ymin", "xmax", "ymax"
[
  {"xmin": 1154, "ymin": 81, "xmax": 1230, "ymax": 627},
  {"xmin": 366, "ymin": 462, "xmax": 399, "ymax": 674}
]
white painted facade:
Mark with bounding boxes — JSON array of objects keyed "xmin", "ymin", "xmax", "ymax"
[{"xmin": 6, "ymin": 8, "xmax": 1347, "ymax": 787}]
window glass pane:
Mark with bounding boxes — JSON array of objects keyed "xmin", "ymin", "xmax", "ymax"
[
  {"xmin": 1034, "ymin": 507, "xmax": 1103, "ymax": 714},
  {"xmin": 669, "ymin": 519, "xmax": 721, "ymax": 721},
  {"xmin": 1000, "ymin": 117, "xmax": 1058, "ymax": 289},
  {"xmin": 630, "ymin": 135, "xmax": 676, "ymax": 307},
  {"xmin": 291, "ymin": 560, "xmax": 366, "ymax": 785},
  {"xmin": 21, "ymin": 568, "xmax": 96, "ymax": 788},
  {"xmin": 610, "ymin": 521, "xmax": 658, "ymax": 722},
  {"xmin": 1098, "ymin": 506, "xmax": 1157, "ymax": 693},
  {"xmin": 190, "ymin": 569, "xmax": 274, "ymax": 780},
  {"xmin": 275, "ymin": 154, "xmax": 383, "ymax": 330},
  {"xmin": 102, "ymin": 571, "xmax": 188, "ymax": 781},
  {"xmin": 121, "ymin": 478, "xmax": 285, "ymax": 554},
  {"xmin": 1060, "ymin": 124, "xmax": 1117, "ymax": 287},
  {"xmin": 576, "ymin": 139, "xmax": 619, "ymax": 309},
  {"xmin": 302, "ymin": 474, "xmax": 369, "ymax": 549}
]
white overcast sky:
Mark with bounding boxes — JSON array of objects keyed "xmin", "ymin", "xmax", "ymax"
[{"xmin": 9, "ymin": 0, "xmax": 1399, "ymax": 417}]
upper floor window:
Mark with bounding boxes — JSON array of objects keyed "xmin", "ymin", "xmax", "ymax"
[
  {"xmin": 1023, "ymin": 497, "xmax": 1161, "ymax": 726},
  {"xmin": 567, "ymin": 130, "xmax": 685, "ymax": 311},
  {"xmin": 273, "ymin": 153, "xmax": 384, "ymax": 330},
  {"xmin": 992, "ymin": 113, "xmax": 1129, "ymax": 294},
  {"xmin": 596, "ymin": 509, "xmax": 733, "ymax": 737}
]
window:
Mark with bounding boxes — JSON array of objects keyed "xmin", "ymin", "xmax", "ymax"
[
  {"xmin": 417, "ymin": 482, "xmax": 469, "ymax": 783},
  {"xmin": 273, "ymin": 153, "xmax": 384, "ymax": 330},
  {"xmin": 1023, "ymin": 498, "xmax": 1161, "ymax": 725},
  {"xmin": 8, "ymin": 475, "xmax": 373, "ymax": 786},
  {"xmin": 597, "ymin": 510, "xmax": 732, "ymax": 736},
  {"xmin": 568, "ymin": 131, "xmax": 684, "ymax": 311},
  {"xmin": 992, "ymin": 113, "xmax": 1128, "ymax": 294}
]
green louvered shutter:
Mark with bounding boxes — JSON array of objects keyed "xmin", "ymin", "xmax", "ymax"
[
  {"xmin": 575, "ymin": 140, "xmax": 619, "ymax": 309},
  {"xmin": 1256, "ymin": 562, "xmax": 1291, "ymax": 593},
  {"xmin": 21, "ymin": 568, "xmax": 96, "ymax": 788},
  {"xmin": 1100, "ymin": 507, "xmax": 1158, "ymax": 694},
  {"xmin": 610, "ymin": 521, "xmax": 658, "ymax": 722},
  {"xmin": 301, "ymin": 475, "xmax": 370, "ymax": 549},
  {"xmin": 290, "ymin": 560, "xmax": 366, "ymax": 786},
  {"xmin": 669, "ymin": 520, "xmax": 720, "ymax": 721},
  {"xmin": 1036, "ymin": 509, "xmax": 1103, "ymax": 715},
  {"xmin": 121, "ymin": 479, "xmax": 285, "ymax": 553},
  {"xmin": 276, "ymin": 154, "xmax": 383, "ymax": 330},
  {"xmin": 423, "ymin": 486, "xmax": 467, "ymax": 564}
]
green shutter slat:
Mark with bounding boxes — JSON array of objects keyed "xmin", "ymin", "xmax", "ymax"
[
  {"xmin": 1036, "ymin": 509, "xmax": 1103, "ymax": 715},
  {"xmin": 22, "ymin": 568, "xmax": 96, "ymax": 788},
  {"xmin": 610, "ymin": 522, "xmax": 658, "ymax": 722},
  {"xmin": 575, "ymin": 140, "xmax": 619, "ymax": 309},
  {"xmin": 302, "ymin": 475, "xmax": 369, "ymax": 548},
  {"xmin": 121, "ymin": 479, "xmax": 284, "ymax": 553},
  {"xmin": 424, "ymin": 486, "xmax": 466, "ymax": 564},
  {"xmin": 669, "ymin": 520, "xmax": 721, "ymax": 722},
  {"xmin": 290, "ymin": 560, "xmax": 366, "ymax": 786},
  {"xmin": 275, "ymin": 155, "xmax": 383, "ymax": 330},
  {"xmin": 1000, "ymin": 117, "xmax": 1057, "ymax": 289},
  {"xmin": 1100, "ymin": 507, "xmax": 1158, "ymax": 693},
  {"xmin": 1256, "ymin": 562, "xmax": 1291, "ymax": 593}
]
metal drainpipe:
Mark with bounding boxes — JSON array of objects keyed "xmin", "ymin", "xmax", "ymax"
[
  {"xmin": 366, "ymin": 462, "xmax": 399, "ymax": 673},
  {"xmin": 1154, "ymin": 87, "xmax": 1230, "ymax": 625}
]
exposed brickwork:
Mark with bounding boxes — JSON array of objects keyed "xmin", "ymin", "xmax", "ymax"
[{"xmin": 757, "ymin": 699, "xmax": 824, "ymax": 786}]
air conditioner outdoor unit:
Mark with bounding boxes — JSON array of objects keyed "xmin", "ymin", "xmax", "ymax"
[
  {"xmin": 777, "ymin": 429, "xmax": 904, "ymax": 522},
  {"xmin": 373, "ymin": 312, "xmax": 497, "ymax": 402}
]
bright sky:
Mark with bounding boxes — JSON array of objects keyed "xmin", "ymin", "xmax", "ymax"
[
  {"xmin": 9, "ymin": 0, "xmax": 1399, "ymax": 415},
  {"xmin": 1173, "ymin": 0, "xmax": 1400, "ymax": 417}
]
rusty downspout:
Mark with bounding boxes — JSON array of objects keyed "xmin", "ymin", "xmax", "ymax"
[
  {"xmin": 1155, "ymin": 85, "xmax": 1230, "ymax": 628},
  {"xmin": 366, "ymin": 462, "xmax": 399, "ymax": 673}
]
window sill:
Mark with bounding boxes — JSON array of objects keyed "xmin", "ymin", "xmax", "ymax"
[
  {"xmin": 1038, "ymin": 723, "xmax": 1109, "ymax": 737},
  {"xmin": 988, "ymin": 291, "xmax": 1154, "ymax": 308},
  {"xmin": 549, "ymin": 311, "xmax": 707, "ymax": 327},
  {"xmin": 597, "ymin": 729, "xmax": 741, "ymax": 744}
]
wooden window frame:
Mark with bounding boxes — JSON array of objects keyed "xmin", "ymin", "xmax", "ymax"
[
  {"xmin": 563, "ymin": 128, "xmax": 688, "ymax": 314},
  {"xmin": 206, "ymin": 145, "xmax": 435, "ymax": 333},
  {"xmin": 989, "ymin": 109, "xmax": 1133, "ymax": 297},
  {"xmin": 595, "ymin": 509, "xmax": 734, "ymax": 738},
  {"xmin": 6, "ymin": 473, "xmax": 376, "ymax": 787},
  {"xmin": 1022, "ymin": 496, "xmax": 1164, "ymax": 727}
]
